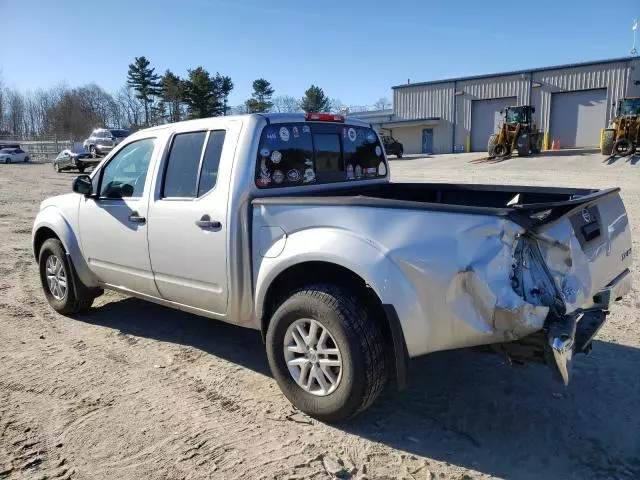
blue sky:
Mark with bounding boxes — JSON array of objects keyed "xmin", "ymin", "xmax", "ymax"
[{"xmin": 1, "ymin": 0, "xmax": 638, "ymax": 107}]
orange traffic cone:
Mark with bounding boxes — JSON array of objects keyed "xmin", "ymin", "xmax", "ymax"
[{"xmin": 551, "ymin": 139, "xmax": 560, "ymax": 150}]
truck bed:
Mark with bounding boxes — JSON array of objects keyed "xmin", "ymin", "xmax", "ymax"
[{"xmin": 255, "ymin": 182, "xmax": 620, "ymax": 229}]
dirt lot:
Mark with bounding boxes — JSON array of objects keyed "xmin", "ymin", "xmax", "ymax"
[{"xmin": 0, "ymin": 151, "xmax": 639, "ymax": 480}]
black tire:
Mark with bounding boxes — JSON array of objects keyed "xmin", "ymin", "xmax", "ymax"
[
  {"xmin": 38, "ymin": 238, "xmax": 95, "ymax": 314},
  {"xmin": 517, "ymin": 134, "xmax": 530, "ymax": 157},
  {"xmin": 614, "ymin": 138, "xmax": 634, "ymax": 157},
  {"xmin": 77, "ymin": 163, "xmax": 86, "ymax": 173},
  {"xmin": 396, "ymin": 149, "xmax": 403, "ymax": 159},
  {"xmin": 487, "ymin": 134, "xmax": 498, "ymax": 156},
  {"xmin": 601, "ymin": 129, "xmax": 615, "ymax": 156},
  {"xmin": 493, "ymin": 143, "xmax": 509, "ymax": 158},
  {"xmin": 24, "ymin": 156, "xmax": 29, "ymax": 163},
  {"xmin": 531, "ymin": 134, "xmax": 542, "ymax": 154},
  {"xmin": 266, "ymin": 284, "xmax": 387, "ymax": 422}
]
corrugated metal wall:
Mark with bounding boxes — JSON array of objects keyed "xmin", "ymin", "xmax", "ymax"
[
  {"xmin": 392, "ymin": 58, "xmax": 638, "ymax": 153},
  {"xmin": 533, "ymin": 61, "xmax": 631, "ymax": 132},
  {"xmin": 393, "ymin": 83, "xmax": 454, "ymax": 154},
  {"xmin": 455, "ymin": 74, "xmax": 530, "ymax": 149}
]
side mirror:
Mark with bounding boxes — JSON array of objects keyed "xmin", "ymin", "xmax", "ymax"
[{"xmin": 72, "ymin": 174, "xmax": 93, "ymax": 196}]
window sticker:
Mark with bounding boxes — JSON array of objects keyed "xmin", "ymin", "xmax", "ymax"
[
  {"xmin": 279, "ymin": 127, "xmax": 290, "ymax": 142},
  {"xmin": 260, "ymin": 147, "xmax": 270, "ymax": 157},
  {"xmin": 271, "ymin": 150, "xmax": 282, "ymax": 164},
  {"xmin": 375, "ymin": 146, "xmax": 382, "ymax": 156},
  {"xmin": 272, "ymin": 170, "xmax": 284, "ymax": 184},
  {"xmin": 347, "ymin": 128, "xmax": 357, "ymax": 142},
  {"xmin": 287, "ymin": 169, "xmax": 301, "ymax": 182}
]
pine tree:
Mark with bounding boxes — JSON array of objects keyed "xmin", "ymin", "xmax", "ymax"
[
  {"xmin": 160, "ymin": 70, "xmax": 183, "ymax": 123},
  {"xmin": 300, "ymin": 85, "xmax": 331, "ymax": 113},
  {"xmin": 246, "ymin": 78, "xmax": 275, "ymax": 113},
  {"xmin": 126, "ymin": 56, "xmax": 161, "ymax": 125},
  {"xmin": 212, "ymin": 74, "xmax": 234, "ymax": 116},
  {"xmin": 182, "ymin": 67, "xmax": 217, "ymax": 119}
]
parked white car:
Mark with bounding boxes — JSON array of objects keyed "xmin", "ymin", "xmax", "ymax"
[
  {"xmin": 32, "ymin": 113, "xmax": 633, "ymax": 421},
  {"xmin": 0, "ymin": 147, "xmax": 29, "ymax": 163}
]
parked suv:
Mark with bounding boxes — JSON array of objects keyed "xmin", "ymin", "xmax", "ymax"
[
  {"xmin": 380, "ymin": 135, "xmax": 403, "ymax": 158},
  {"xmin": 83, "ymin": 128, "xmax": 130, "ymax": 158}
]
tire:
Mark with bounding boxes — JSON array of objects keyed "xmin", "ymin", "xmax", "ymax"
[
  {"xmin": 601, "ymin": 129, "xmax": 615, "ymax": 156},
  {"xmin": 614, "ymin": 138, "xmax": 634, "ymax": 157},
  {"xmin": 531, "ymin": 134, "xmax": 542, "ymax": 154},
  {"xmin": 517, "ymin": 134, "xmax": 530, "ymax": 157},
  {"xmin": 487, "ymin": 134, "xmax": 498, "ymax": 156},
  {"xmin": 266, "ymin": 284, "xmax": 387, "ymax": 422},
  {"xmin": 38, "ymin": 238, "xmax": 95, "ymax": 314},
  {"xmin": 77, "ymin": 163, "xmax": 85, "ymax": 173},
  {"xmin": 24, "ymin": 156, "xmax": 29, "ymax": 163},
  {"xmin": 89, "ymin": 145, "xmax": 97, "ymax": 158},
  {"xmin": 396, "ymin": 149, "xmax": 403, "ymax": 159}
]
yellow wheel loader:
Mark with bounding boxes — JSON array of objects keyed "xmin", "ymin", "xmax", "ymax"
[
  {"xmin": 487, "ymin": 106, "xmax": 543, "ymax": 159},
  {"xmin": 601, "ymin": 97, "xmax": 640, "ymax": 157}
]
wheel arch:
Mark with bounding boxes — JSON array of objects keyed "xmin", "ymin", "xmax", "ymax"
[
  {"xmin": 259, "ymin": 260, "xmax": 409, "ymax": 390},
  {"xmin": 32, "ymin": 208, "xmax": 100, "ymax": 288}
]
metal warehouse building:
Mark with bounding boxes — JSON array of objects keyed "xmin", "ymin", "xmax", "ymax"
[{"xmin": 377, "ymin": 57, "xmax": 640, "ymax": 154}]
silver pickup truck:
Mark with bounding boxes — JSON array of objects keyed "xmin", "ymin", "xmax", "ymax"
[{"xmin": 33, "ymin": 113, "xmax": 633, "ymax": 421}]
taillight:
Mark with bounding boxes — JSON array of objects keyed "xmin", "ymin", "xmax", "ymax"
[{"xmin": 305, "ymin": 113, "xmax": 345, "ymax": 122}]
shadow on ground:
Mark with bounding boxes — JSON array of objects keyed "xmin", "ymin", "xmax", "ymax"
[{"xmin": 79, "ymin": 297, "xmax": 640, "ymax": 480}]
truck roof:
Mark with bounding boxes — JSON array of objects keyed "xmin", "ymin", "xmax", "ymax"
[{"xmin": 135, "ymin": 113, "xmax": 373, "ymax": 135}]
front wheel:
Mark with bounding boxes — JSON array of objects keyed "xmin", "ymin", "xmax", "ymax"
[
  {"xmin": 77, "ymin": 163, "xmax": 86, "ymax": 173},
  {"xmin": 38, "ymin": 238, "xmax": 95, "ymax": 314},
  {"xmin": 396, "ymin": 149, "xmax": 403, "ymax": 159},
  {"xmin": 266, "ymin": 284, "xmax": 387, "ymax": 422}
]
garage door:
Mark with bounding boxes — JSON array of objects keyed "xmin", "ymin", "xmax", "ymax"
[
  {"xmin": 470, "ymin": 97, "xmax": 517, "ymax": 152},
  {"xmin": 550, "ymin": 89, "xmax": 607, "ymax": 148}
]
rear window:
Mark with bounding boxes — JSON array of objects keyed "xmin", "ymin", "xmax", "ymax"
[
  {"xmin": 110, "ymin": 129, "xmax": 130, "ymax": 138},
  {"xmin": 255, "ymin": 122, "xmax": 387, "ymax": 188}
]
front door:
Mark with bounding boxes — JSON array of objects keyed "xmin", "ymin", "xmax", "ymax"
[
  {"xmin": 422, "ymin": 128, "xmax": 433, "ymax": 154},
  {"xmin": 147, "ymin": 127, "xmax": 233, "ymax": 315},
  {"xmin": 78, "ymin": 137, "xmax": 159, "ymax": 296}
]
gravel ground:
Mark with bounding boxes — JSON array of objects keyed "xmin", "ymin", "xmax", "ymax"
[{"xmin": 0, "ymin": 151, "xmax": 638, "ymax": 480}]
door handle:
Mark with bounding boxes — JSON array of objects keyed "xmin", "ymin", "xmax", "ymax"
[
  {"xmin": 195, "ymin": 214, "xmax": 221, "ymax": 229},
  {"xmin": 128, "ymin": 211, "xmax": 146, "ymax": 224}
]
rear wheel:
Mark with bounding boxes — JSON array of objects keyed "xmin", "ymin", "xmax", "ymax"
[
  {"xmin": 38, "ymin": 239, "xmax": 95, "ymax": 314},
  {"xmin": 266, "ymin": 284, "xmax": 387, "ymax": 422},
  {"xmin": 77, "ymin": 163, "xmax": 86, "ymax": 173},
  {"xmin": 531, "ymin": 134, "xmax": 542, "ymax": 154},
  {"xmin": 396, "ymin": 149, "xmax": 403, "ymax": 159},
  {"xmin": 614, "ymin": 138, "xmax": 634, "ymax": 157},
  {"xmin": 601, "ymin": 129, "xmax": 615, "ymax": 156},
  {"xmin": 517, "ymin": 134, "xmax": 530, "ymax": 157}
]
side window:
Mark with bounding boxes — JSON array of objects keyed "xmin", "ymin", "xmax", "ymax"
[
  {"xmin": 99, "ymin": 138, "xmax": 155, "ymax": 199},
  {"xmin": 197, "ymin": 130, "xmax": 226, "ymax": 196},
  {"xmin": 162, "ymin": 131, "xmax": 206, "ymax": 198}
]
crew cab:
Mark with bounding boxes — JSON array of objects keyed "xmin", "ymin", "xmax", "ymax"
[{"xmin": 32, "ymin": 113, "xmax": 633, "ymax": 421}]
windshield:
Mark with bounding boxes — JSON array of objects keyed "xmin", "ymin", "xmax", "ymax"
[
  {"xmin": 255, "ymin": 122, "xmax": 387, "ymax": 188},
  {"xmin": 505, "ymin": 108, "xmax": 527, "ymax": 123},
  {"xmin": 618, "ymin": 98, "xmax": 640, "ymax": 116},
  {"xmin": 110, "ymin": 129, "xmax": 130, "ymax": 138}
]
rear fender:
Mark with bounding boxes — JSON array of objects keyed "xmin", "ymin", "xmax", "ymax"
[
  {"xmin": 254, "ymin": 227, "xmax": 425, "ymax": 357},
  {"xmin": 32, "ymin": 206, "xmax": 100, "ymax": 288}
]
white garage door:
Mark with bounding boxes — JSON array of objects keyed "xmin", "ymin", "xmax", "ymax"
[
  {"xmin": 470, "ymin": 97, "xmax": 517, "ymax": 152},
  {"xmin": 550, "ymin": 89, "xmax": 607, "ymax": 148}
]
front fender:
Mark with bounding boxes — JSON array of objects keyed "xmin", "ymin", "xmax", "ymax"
[
  {"xmin": 254, "ymin": 227, "xmax": 428, "ymax": 357},
  {"xmin": 32, "ymin": 206, "xmax": 100, "ymax": 288}
]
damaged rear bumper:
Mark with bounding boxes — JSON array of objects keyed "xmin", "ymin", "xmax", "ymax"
[{"xmin": 547, "ymin": 268, "xmax": 632, "ymax": 385}]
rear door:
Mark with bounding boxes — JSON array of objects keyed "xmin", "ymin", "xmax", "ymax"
[{"xmin": 147, "ymin": 122, "xmax": 239, "ymax": 315}]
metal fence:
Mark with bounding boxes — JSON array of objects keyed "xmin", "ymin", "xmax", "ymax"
[{"xmin": 0, "ymin": 134, "xmax": 75, "ymax": 161}]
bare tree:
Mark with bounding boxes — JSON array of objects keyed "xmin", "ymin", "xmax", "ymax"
[
  {"xmin": 6, "ymin": 89, "xmax": 26, "ymax": 136},
  {"xmin": 271, "ymin": 95, "xmax": 301, "ymax": 113},
  {"xmin": 374, "ymin": 97, "xmax": 392, "ymax": 110}
]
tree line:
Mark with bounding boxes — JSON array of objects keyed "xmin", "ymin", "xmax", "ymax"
[{"xmin": 0, "ymin": 56, "xmax": 392, "ymax": 140}]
